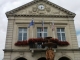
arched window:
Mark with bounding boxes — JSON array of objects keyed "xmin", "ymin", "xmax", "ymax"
[
  {"xmin": 16, "ymin": 57, "xmax": 27, "ymax": 60},
  {"xmin": 59, "ymin": 57, "xmax": 70, "ymax": 60},
  {"xmin": 38, "ymin": 57, "xmax": 46, "ymax": 60}
]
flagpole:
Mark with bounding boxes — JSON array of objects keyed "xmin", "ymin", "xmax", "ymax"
[
  {"xmin": 52, "ymin": 21, "xmax": 55, "ymax": 38},
  {"xmin": 53, "ymin": 30, "xmax": 55, "ymax": 38},
  {"xmin": 32, "ymin": 26, "xmax": 33, "ymax": 38},
  {"xmin": 32, "ymin": 18, "xmax": 34, "ymax": 38},
  {"xmin": 42, "ymin": 20, "xmax": 43, "ymax": 38},
  {"xmin": 43, "ymin": 20, "xmax": 44, "ymax": 38},
  {"xmin": 42, "ymin": 19, "xmax": 44, "ymax": 38},
  {"xmin": 28, "ymin": 19, "xmax": 34, "ymax": 38}
]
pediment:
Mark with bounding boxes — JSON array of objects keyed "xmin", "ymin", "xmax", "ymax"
[{"xmin": 6, "ymin": 0, "xmax": 75, "ymax": 17}]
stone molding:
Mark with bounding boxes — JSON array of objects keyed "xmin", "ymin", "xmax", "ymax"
[
  {"xmin": 7, "ymin": 14, "xmax": 75, "ymax": 18},
  {"xmin": 3, "ymin": 49, "xmax": 80, "ymax": 52},
  {"xmin": 3, "ymin": 49, "xmax": 30, "ymax": 52},
  {"xmin": 6, "ymin": 0, "xmax": 75, "ymax": 17}
]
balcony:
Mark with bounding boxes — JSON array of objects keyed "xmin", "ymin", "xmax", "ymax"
[
  {"xmin": 29, "ymin": 42, "xmax": 57, "ymax": 49},
  {"xmin": 15, "ymin": 37, "xmax": 69, "ymax": 49}
]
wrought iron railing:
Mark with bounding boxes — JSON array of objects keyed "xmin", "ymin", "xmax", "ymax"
[{"xmin": 29, "ymin": 42, "xmax": 57, "ymax": 49}]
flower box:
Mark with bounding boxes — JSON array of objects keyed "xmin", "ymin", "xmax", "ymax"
[
  {"xmin": 15, "ymin": 40, "xmax": 28, "ymax": 46},
  {"xmin": 57, "ymin": 41, "xmax": 69, "ymax": 46},
  {"xmin": 15, "ymin": 37, "xmax": 69, "ymax": 47}
]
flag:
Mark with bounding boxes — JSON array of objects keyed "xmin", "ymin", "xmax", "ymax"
[
  {"xmin": 52, "ymin": 22, "xmax": 54, "ymax": 31},
  {"xmin": 28, "ymin": 20, "xmax": 34, "ymax": 28},
  {"xmin": 42, "ymin": 21, "xmax": 44, "ymax": 31}
]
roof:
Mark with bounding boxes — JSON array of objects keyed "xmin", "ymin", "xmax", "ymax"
[{"xmin": 6, "ymin": 0, "xmax": 76, "ymax": 17}]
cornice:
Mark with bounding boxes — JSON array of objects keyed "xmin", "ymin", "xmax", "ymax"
[
  {"xmin": 7, "ymin": 14, "xmax": 75, "ymax": 18},
  {"xmin": 3, "ymin": 49, "xmax": 30, "ymax": 52},
  {"xmin": 6, "ymin": 0, "xmax": 76, "ymax": 17},
  {"xmin": 3, "ymin": 49, "xmax": 80, "ymax": 52}
]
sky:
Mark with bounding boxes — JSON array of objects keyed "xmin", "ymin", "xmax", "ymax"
[{"xmin": 0, "ymin": 0, "xmax": 80, "ymax": 60}]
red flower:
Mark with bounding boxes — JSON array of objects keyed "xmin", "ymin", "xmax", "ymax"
[
  {"xmin": 28, "ymin": 38, "xmax": 35, "ymax": 43},
  {"xmin": 28, "ymin": 38, "xmax": 44, "ymax": 43},
  {"xmin": 36, "ymin": 38, "xmax": 44, "ymax": 42},
  {"xmin": 50, "ymin": 38, "xmax": 59, "ymax": 43},
  {"xmin": 15, "ymin": 37, "xmax": 70, "ymax": 47},
  {"xmin": 57, "ymin": 41, "xmax": 69, "ymax": 46},
  {"xmin": 15, "ymin": 40, "xmax": 28, "ymax": 46}
]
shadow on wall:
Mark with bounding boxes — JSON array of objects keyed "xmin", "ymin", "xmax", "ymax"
[
  {"xmin": 38, "ymin": 57, "xmax": 46, "ymax": 60},
  {"xmin": 16, "ymin": 57, "xmax": 27, "ymax": 60},
  {"xmin": 16, "ymin": 56, "xmax": 70, "ymax": 60},
  {"xmin": 59, "ymin": 57, "xmax": 70, "ymax": 60}
]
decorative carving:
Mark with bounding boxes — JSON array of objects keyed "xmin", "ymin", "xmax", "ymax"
[
  {"xmin": 19, "ymin": 52, "xmax": 24, "ymax": 57},
  {"xmin": 53, "ymin": 11, "xmax": 60, "ymax": 15},
  {"xmin": 46, "ymin": 48, "xmax": 55, "ymax": 60},
  {"xmin": 17, "ymin": 10, "xmax": 27, "ymax": 14},
  {"xmin": 39, "ymin": 11, "xmax": 45, "ymax": 14},
  {"xmin": 29, "ymin": 11, "xmax": 37, "ymax": 15},
  {"xmin": 61, "ymin": 51, "xmax": 66, "ymax": 56},
  {"xmin": 32, "ymin": 7, "xmax": 37, "ymax": 12},
  {"xmin": 43, "ymin": 37, "xmax": 56, "ymax": 60},
  {"xmin": 46, "ymin": 7, "xmax": 51, "ymax": 12},
  {"xmin": 29, "ymin": 11, "xmax": 32, "ymax": 14},
  {"xmin": 6, "ymin": 0, "xmax": 75, "ymax": 16}
]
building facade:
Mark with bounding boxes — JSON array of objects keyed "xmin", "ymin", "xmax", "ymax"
[{"xmin": 3, "ymin": 0, "xmax": 80, "ymax": 60}]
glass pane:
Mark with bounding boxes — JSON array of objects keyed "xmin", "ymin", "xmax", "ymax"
[
  {"xmin": 44, "ymin": 33, "xmax": 47, "ymax": 37},
  {"xmin": 19, "ymin": 28, "xmax": 22, "ymax": 32},
  {"xmin": 18, "ymin": 28, "xmax": 27, "ymax": 40},
  {"xmin": 23, "ymin": 33, "xmax": 27, "ymax": 36},
  {"xmin": 19, "ymin": 33, "xmax": 22, "ymax": 36},
  {"xmin": 23, "ymin": 28, "xmax": 27, "ymax": 31},
  {"xmin": 23, "ymin": 33, "xmax": 27, "ymax": 40},
  {"xmin": 62, "ymin": 33, "xmax": 65, "ymax": 36},
  {"xmin": 58, "ymin": 36, "xmax": 61, "ymax": 41},
  {"xmin": 61, "ymin": 28, "xmax": 64, "ymax": 32},
  {"xmin": 23, "ymin": 37, "xmax": 27, "ymax": 40},
  {"xmin": 18, "ymin": 33, "xmax": 22, "ymax": 40},
  {"xmin": 37, "ymin": 27, "xmax": 42, "ymax": 32},
  {"xmin": 44, "ymin": 27, "xmax": 47, "ymax": 32},
  {"xmin": 62, "ymin": 37, "xmax": 66, "ymax": 41},
  {"xmin": 57, "ymin": 28, "xmax": 60, "ymax": 32},
  {"xmin": 57, "ymin": 33, "xmax": 61, "ymax": 40},
  {"xmin": 62, "ymin": 33, "xmax": 66, "ymax": 41},
  {"xmin": 18, "ymin": 37, "xmax": 22, "ymax": 41},
  {"xmin": 37, "ymin": 33, "xmax": 42, "ymax": 38},
  {"xmin": 57, "ymin": 33, "xmax": 60, "ymax": 36}
]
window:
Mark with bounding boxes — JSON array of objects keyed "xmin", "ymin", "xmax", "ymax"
[
  {"xmin": 37, "ymin": 27, "xmax": 47, "ymax": 38},
  {"xmin": 57, "ymin": 28, "xmax": 66, "ymax": 41},
  {"xmin": 18, "ymin": 27, "xmax": 27, "ymax": 41}
]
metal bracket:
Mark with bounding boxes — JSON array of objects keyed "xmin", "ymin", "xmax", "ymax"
[{"xmin": 31, "ymin": 49, "xmax": 34, "ymax": 57}]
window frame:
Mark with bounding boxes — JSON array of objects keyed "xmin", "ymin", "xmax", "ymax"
[
  {"xmin": 57, "ymin": 28, "xmax": 66, "ymax": 41},
  {"xmin": 37, "ymin": 27, "xmax": 48, "ymax": 38},
  {"xmin": 18, "ymin": 27, "xmax": 27, "ymax": 41}
]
